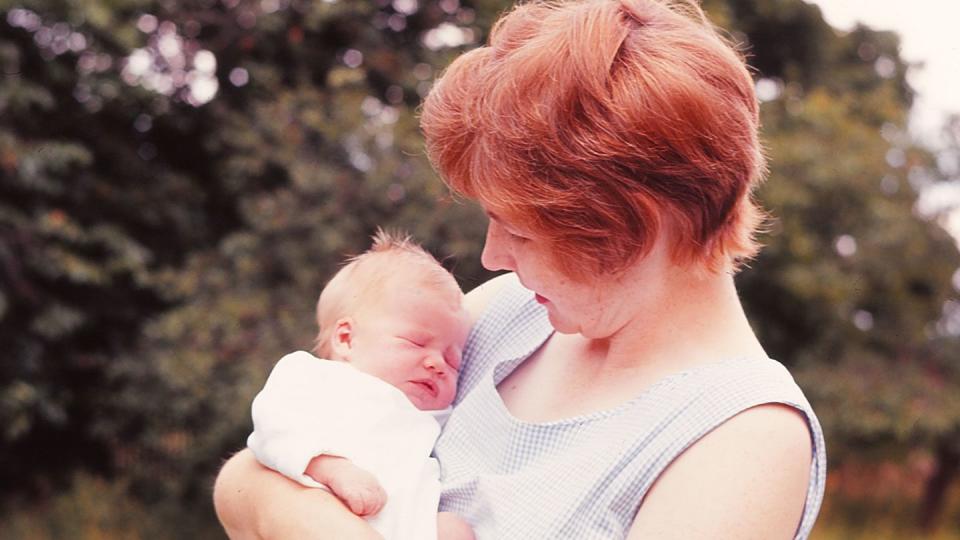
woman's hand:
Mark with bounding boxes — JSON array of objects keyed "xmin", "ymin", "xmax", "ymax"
[{"xmin": 213, "ymin": 448, "xmax": 382, "ymax": 540}]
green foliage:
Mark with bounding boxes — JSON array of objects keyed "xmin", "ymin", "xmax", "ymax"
[
  {"xmin": 726, "ymin": 4, "xmax": 960, "ymax": 465},
  {"xmin": 1, "ymin": 0, "xmax": 243, "ymax": 496},
  {"xmin": 3, "ymin": 0, "xmax": 496, "ymax": 520},
  {"xmin": 0, "ymin": 473, "xmax": 222, "ymax": 539},
  {"xmin": 724, "ymin": 2, "xmax": 960, "ymax": 528}
]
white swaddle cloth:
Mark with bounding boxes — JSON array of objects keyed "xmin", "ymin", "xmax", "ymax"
[{"xmin": 247, "ymin": 351, "xmax": 449, "ymax": 540}]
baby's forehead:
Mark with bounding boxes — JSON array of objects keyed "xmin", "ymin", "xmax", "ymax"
[
  {"xmin": 359, "ymin": 288, "xmax": 467, "ymax": 332},
  {"xmin": 365, "ymin": 287, "xmax": 462, "ymax": 317}
]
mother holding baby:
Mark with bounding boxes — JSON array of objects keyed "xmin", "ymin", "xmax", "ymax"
[{"xmin": 214, "ymin": 0, "xmax": 826, "ymax": 538}]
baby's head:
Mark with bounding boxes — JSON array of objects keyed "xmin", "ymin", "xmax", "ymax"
[{"xmin": 313, "ymin": 229, "xmax": 469, "ymax": 410}]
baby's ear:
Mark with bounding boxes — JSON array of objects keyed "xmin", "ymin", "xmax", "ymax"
[{"xmin": 330, "ymin": 317, "xmax": 354, "ymax": 360}]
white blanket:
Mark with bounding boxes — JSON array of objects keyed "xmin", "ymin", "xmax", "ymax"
[{"xmin": 247, "ymin": 351, "xmax": 448, "ymax": 540}]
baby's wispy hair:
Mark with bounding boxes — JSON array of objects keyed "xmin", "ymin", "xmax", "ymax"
[{"xmin": 312, "ymin": 228, "xmax": 462, "ymax": 357}]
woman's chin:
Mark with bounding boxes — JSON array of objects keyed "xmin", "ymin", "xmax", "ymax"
[{"xmin": 545, "ymin": 312, "xmax": 579, "ymax": 335}]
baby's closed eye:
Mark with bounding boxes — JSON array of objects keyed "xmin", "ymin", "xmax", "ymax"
[
  {"xmin": 398, "ymin": 332, "xmax": 433, "ymax": 347},
  {"xmin": 400, "ymin": 336, "xmax": 424, "ymax": 347}
]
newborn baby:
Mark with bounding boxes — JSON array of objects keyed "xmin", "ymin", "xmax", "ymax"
[{"xmin": 247, "ymin": 230, "xmax": 473, "ymax": 540}]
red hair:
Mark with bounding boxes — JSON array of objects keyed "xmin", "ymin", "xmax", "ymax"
[{"xmin": 421, "ymin": 0, "xmax": 767, "ymax": 277}]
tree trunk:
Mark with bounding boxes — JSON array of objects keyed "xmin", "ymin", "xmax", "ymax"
[{"xmin": 919, "ymin": 438, "xmax": 960, "ymax": 534}]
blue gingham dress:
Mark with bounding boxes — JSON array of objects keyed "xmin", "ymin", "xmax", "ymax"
[{"xmin": 436, "ymin": 274, "xmax": 827, "ymax": 539}]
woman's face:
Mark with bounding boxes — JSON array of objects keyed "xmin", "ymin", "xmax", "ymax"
[{"xmin": 480, "ymin": 210, "xmax": 671, "ymax": 339}]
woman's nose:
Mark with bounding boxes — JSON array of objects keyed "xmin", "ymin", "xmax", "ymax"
[{"xmin": 480, "ymin": 223, "xmax": 514, "ymax": 271}]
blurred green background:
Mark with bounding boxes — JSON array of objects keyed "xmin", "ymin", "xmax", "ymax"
[{"xmin": 1, "ymin": 0, "xmax": 959, "ymax": 538}]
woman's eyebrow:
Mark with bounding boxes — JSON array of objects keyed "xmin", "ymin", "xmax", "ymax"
[
  {"xmin": 486, "ymin": 211, "xmax": 519, "ymax": 231},
  {"xmin": 488, "ymin": 213, "xmax": 529, "ymax": 236}
]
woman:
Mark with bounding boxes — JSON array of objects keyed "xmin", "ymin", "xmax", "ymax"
[{"xmin": 214, "ymin": 0, "xmax": 826, "ymax": 538}]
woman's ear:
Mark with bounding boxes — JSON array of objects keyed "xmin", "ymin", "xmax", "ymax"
[{"xmin": 330, "ymin": 317, "xmax": 355, "ymax": 361}]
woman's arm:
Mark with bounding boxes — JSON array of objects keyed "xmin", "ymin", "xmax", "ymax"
[
  {"xmin": 627, "ymin": 404, "xmax": 812, "ymax": 540},
  {"xmin": 213, "ymin": 449, "xmax": 382, "ymax": 540}
]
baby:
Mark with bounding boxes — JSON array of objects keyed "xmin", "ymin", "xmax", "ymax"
[{"xmin": 246, "ymin": 230, "xmax": 474, "ymax": 540}]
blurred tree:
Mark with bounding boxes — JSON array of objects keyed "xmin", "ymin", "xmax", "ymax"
[
  {"xmin": 0, "ymin": 0, "xmax": 244, "ymax": 498},
  {"xmin": 2, "ymin": 0, "xmax": 496, "ymax": 524},
  {"xmin": 2, "ymin": 0, "xmax": 960, "ymax": 536},
  {"xmin": 714, "ymin": 0, "xmax": 960, "ymax": 531}
]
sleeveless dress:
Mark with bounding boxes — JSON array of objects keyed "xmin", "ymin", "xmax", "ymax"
[{"xmin": 436, "ymin": 274, "xmax": 827, "ymax": 539}]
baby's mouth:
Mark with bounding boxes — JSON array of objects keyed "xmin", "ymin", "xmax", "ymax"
[{"xmin": 411, "ymin": 379, "xmax": 438, "ymax": 397}]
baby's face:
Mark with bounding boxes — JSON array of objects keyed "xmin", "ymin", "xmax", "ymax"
[{"xmin": 344, "ymin": 287, "xmax": 470, "ymax": 410}]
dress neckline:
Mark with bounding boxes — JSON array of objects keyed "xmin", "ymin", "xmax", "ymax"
[{"xmin": 484, "ymin": 327, "xmax": 757, "ymax": 428}]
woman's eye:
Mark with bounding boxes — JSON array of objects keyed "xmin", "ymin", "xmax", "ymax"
[{"xmin": 508, "ymin": 230, "xmax": 530, "ymax": 243}]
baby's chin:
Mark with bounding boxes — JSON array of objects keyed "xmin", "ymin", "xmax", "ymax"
[{"xmin": 406, "ymin": 392, "xmax": 454, "ymax": 411}]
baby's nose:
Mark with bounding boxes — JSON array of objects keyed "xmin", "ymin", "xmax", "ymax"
[{"xmin": 424, "ymin": 354, "xmax": 446, "ymax": 375}]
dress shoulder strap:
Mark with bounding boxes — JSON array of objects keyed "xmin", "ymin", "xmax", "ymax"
[
  {"xmin": 455, "ymin": 274, "xmax": 553, "ymax": 404},
  {"xmin": 624, "ymin": 356, "xmax": 827, "ymax": 539}
]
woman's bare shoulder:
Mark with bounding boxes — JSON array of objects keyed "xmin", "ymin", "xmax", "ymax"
[
  {"xmin": 463, "ymin": 272, "xmax": 515, "ymax": 326},
  {"xmin": 628, "ymin": 403, "xmax": 813, "ymax": 539}
]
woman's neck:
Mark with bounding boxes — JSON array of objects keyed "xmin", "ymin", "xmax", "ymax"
[{"xmin": 592, "ymin": 267, "xmax": 765, "ymax": 377}]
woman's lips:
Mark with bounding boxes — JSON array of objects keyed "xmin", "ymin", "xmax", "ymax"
[{"xmin": 517, "ymin": 277, "xmax": 546, "ymax": 304}]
